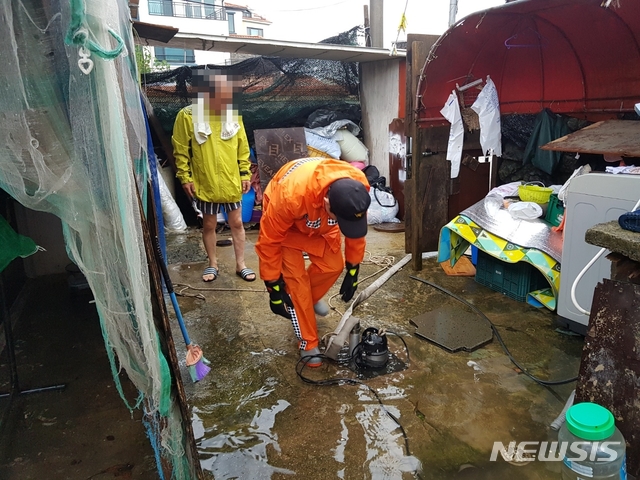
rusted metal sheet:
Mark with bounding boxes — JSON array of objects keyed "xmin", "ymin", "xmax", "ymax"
[
  {"xmin": 410, "ymin": 305, "xmax": 492, "ymax": 353},
  {"xmin": 541, "ymin": 120, "xmax": 640, "ymax": 157},
  {"xmin": 575, "ymin": 278, "xmax": 640, "ymax": 478}
]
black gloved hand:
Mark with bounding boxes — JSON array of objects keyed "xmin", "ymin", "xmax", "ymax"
[
  {"xmin": 265, "ymin": 277, "xmax": 294, "ymax": 319},
  {"xmin": 339, "ymin": 262, "xmax": 360, "ymax": 302}
]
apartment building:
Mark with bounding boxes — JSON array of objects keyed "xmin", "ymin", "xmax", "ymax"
[{"xmin": 133, "ymin": 0, "xmax": 271, "ymax": 66}]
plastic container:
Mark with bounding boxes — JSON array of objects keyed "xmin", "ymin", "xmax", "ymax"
[
  {"xmin": 559, "ymin": 402, "xmax": 627, "ymax": 480},
  {"xmin": 545, "ymin": 193, "xmax": 565, "ymax": 227},
  {"xmin": 474, "ymin": 250, "xmax": 548, "ymax": 302},
  {"xmin": 518, "ymin": 184, "xmax": 553, "ymax": 204},
  {"xmin": 223, "ymin": 187, "xmax": 255, "ymax": 223}
]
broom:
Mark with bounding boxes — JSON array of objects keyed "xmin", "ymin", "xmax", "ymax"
[{"xmin": 153, "ymin": 237, "xmax": 211, "ymax": 382}]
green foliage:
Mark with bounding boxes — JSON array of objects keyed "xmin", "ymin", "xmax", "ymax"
[{"xmin": 135, "ymin": 45, "xmax": 170, "ymax": 75}]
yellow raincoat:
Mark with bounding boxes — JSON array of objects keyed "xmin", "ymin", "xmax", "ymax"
[{"xmin": 172, "ymin": 105, "xmax": 251, "ymax": 203}]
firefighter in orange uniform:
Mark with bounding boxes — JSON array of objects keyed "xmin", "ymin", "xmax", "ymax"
[{"xmin": 255, "ymin": 158, "xmax": 371, "ymax": 367}]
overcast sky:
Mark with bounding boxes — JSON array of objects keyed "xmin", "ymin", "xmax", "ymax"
[{"xmin": 252, "ymin": 0, "xmax": 506, "ymax": 48}]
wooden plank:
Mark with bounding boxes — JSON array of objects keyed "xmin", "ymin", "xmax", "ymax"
[
  {"xmin": 417, "ymin": 153, "xmax": 450, "ymax": 252},
  {"xmin": 140, "ymin": 187, "xmax": 204, "ymax": 480},
  {"xmin": 404, "ymin": 34, "xmax": 439, "ymax": 138},
  {"xmin": 408, "ymin": 37, "xmax": 433, "ymax": 270},
  {"xmin": 575, "ymin": 278, "xmax": 640, "ymax": 478},
  {"xmin": 254, "ymin": 127, "xmax": 308, "ymax": 193},
  {"xmin": 541, "ymin": 119, "xmax": 640, "ymax": 157}
]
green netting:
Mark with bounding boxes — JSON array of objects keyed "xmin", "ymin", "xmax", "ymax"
[
  {"xmin": 0, "ymin": 0, "xmax": 194, "ymax": 478},
  {"xmin": 141, "ymin": 37, "xmax": 362, "ymax": 149}
]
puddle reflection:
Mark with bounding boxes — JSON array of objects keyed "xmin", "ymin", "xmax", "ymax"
[
  {"xmin": 333, "ymin": 385, "xmax": 421, "ymax": 479},
  {"xmin": 196, "ymin": 399, "xmax": 295, "ymax": 478},
  {"xmin": 357, "ymin": 403, "xmax": 421, "ymax": 478}
]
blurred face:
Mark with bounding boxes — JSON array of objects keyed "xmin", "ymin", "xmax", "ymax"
[{"xmin": 192, "ymin": 71, "xmax": 241, "ymax": 116}]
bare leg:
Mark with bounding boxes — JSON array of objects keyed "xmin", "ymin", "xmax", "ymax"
[
  {"xmin": 226, "ymin": 208, "xmax": 255, "ymax": 280},
  {"xmin": 202, "ymin": 213, "xmax": 218, "ymax": 281}
]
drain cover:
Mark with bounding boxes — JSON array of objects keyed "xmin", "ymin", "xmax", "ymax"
[{"xmin": 410, "ymin": 305, "xmax": 492, "ymax": 353}]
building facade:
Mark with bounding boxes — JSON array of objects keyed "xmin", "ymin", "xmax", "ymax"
[{"xmin": 133, "ymin": 0, "xmax": 271, "ymax": 66}]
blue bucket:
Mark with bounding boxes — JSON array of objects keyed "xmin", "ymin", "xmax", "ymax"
[{"xmin": 223, "ymin": 187, "xmax": 255, "ymax": 223}]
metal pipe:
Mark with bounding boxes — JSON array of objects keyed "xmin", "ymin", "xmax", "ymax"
[{"xmin": 448, "ymin": 0, "xmax": 458, "ymax": 27}]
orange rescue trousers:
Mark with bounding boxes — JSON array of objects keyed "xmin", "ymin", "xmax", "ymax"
[{"xmin": 281, "ymin": 244, "xmax": 344, "ymax": 351}]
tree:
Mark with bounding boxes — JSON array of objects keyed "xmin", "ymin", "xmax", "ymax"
[{"xmin": 135, "ymin": 45, "xmax": 170, "ymax": 75}]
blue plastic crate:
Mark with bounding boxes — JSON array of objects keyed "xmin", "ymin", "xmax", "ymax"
[{"xmin": 474, "ymin": 250, "xmax": 548, "ymax": 302}]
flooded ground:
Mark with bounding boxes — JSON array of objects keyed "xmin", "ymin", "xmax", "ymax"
[{"xmin": 166, "ymin": 225, "xmax": 583, "ymax": 479}]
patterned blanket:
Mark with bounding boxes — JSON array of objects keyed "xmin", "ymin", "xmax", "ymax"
[{"xmin": 438, "ymin": 215, "xmax": 561, "ymax": 311}]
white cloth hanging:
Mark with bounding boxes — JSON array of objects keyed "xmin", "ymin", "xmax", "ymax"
[
  {"xmin": 440, "ymin": 90, "xmax": 464, "ymax": 178},
  {"xmin": 471, "ymin": 77, "xmax": 502, "ymax": 157}
]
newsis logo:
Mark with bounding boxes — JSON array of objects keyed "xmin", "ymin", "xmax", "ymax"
[{"xmin": 490, "ymin": 441, "xmax": 621, "ymax": 463}]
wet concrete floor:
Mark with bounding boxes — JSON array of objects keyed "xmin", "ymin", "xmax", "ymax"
[
  {"xmin": 166, "ymin": 225, "xmax": 584, "ymax": 479},
  {"xmin": 0, "ymin": 275, "xmax": 158, "ymax": 479}
]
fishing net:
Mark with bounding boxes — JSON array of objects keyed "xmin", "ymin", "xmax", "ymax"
[
  {"xmin": 141, "ymin": 33, "xmax": 362, "ymax": 151},
  {"xmin": 0, "ymin": 0, "xmax": 195, "ymax": 477}
]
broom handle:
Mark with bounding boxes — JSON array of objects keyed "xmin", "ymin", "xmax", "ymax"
[{"xmin": 153, "ymin": 236, "xmax": 192, "ymax": 346}]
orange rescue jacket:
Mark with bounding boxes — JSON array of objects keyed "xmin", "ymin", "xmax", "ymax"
[{"xmin": 256, "ymin": 158, "xmax": 370, "ymax": 282}]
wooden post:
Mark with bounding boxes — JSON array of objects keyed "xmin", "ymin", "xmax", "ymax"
[{"xmin": 405, "ymin": 35, "xmax": 439, "ymax": 270}]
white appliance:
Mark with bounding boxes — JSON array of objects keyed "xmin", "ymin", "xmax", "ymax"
[{"xmin": 557, "ymin": 173, "xmax": 640, "ymax": 333}]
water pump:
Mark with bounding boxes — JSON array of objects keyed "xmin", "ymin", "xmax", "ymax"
[{"xmin": 355, "ymin": 327, "xmax": 389, "ymax": 369}]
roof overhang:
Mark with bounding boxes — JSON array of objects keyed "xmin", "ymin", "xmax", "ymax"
[
  {"xmin": 541, "ymin": 120, "xmax": 640, "ymax": 157},
  {"xmin": 135, "ymin": 31, "xmax": 405, "ymax": 63},
  {"xmin": 133, "ymin": 21, "xmax": 179, "ymax": 44},
  {"xmin": 416, "ymin": 0, "xmax": 640, "ymax": 127}
]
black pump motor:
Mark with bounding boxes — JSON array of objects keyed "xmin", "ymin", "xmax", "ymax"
[{"xmin": 359, "ymin": 327, "xmax": 389, "ymax": 369}]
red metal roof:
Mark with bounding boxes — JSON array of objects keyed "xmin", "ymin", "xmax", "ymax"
[{"xmin": 416, "ymin": 0, "xmax": 640, "ymax": 127}]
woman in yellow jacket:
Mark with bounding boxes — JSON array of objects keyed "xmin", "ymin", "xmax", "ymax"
[
  {"xmin": 255, "ymin": 158, "xmax": 371, "ymax": 367},
  {"xmin": 172, "ymin": 71, "xmax": 255, "ymax": 282}
]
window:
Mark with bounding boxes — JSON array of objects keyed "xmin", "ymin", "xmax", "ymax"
[
  {"xmin": 247, "ymin": 27, "xmax": 263, "ymax": 37},
  {"xmin": 149, "ymin": 0, "xmax": 173, "ymax": 16},
  {"xmin": 185, "ymin": 3, "xmax": 202, "ymax": 18},
  {"xmin": 228, "ymin": 12, "xmax": 235, "ymax": 33},
  {"xmin": 154, "ymin": 47, "xmax": 195, "ymax": 65},
  {"xmin": 242, "ymin": 10, "xmax": 251, "ymax": 18},
  {"xmin": 185, "ymin": 0, "xmax": 216, "ymax": 18}
]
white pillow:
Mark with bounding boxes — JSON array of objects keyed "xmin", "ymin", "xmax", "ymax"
[
  {"xmin": 304, "ymin": 129, "xmax": 341, "ymax": 159},
  {"xmin": 335, "ymin": 130, "xmax": 369, "ymax": 162}
]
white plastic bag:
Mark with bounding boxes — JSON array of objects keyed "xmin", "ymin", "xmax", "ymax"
[
  {"xmin": 507, "ymin": 201, "xmax": 543, "ymax": 220},
  {"xmin": 158, "ymin": 171, "xmax": 187, "ymax": 232},
  {"xmin": 471, "ymin": 77, "xmax": 502, "ymax": 157},
  {"xmin": 367, "ymin": 188, "xmax": 400, "ymax": 224},
  {"xmin": 440, "ymin": 91, "xmax": 464, "ymax": 178}
]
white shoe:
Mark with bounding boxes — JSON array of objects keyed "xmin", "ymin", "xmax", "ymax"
[
  {"xmin": 300, "ymin": 347, "xmax": 322, "ymax": 367},
  {"xmin": 314, "ymin": 299, "xmax": 330, "ymax": 316}
]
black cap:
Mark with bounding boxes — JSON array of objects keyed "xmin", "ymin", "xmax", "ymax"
[{"xmin": 328, "ymin": 178, "xmax": 371, "ymax": 238}]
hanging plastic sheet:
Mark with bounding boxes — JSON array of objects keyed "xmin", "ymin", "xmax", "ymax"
[
  {"xmin": 440, "ymin": 91, "xmax": 464, "ymax": 178},
  {"xmin": 471, "ymin": 77, "xmax": 503, "ymax": 157}
]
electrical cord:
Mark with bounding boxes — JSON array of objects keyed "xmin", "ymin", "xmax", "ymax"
[
  {"xmin": 296, "ymin": 335, "xmax": 423, "ymax": 479},
  {"xmin": 570, "ymin": 196, "xmax": 640, "ymax": 315},
  {"xmin": 409, "ymin": 276, "xmax": 578, "ymax": 387}
]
